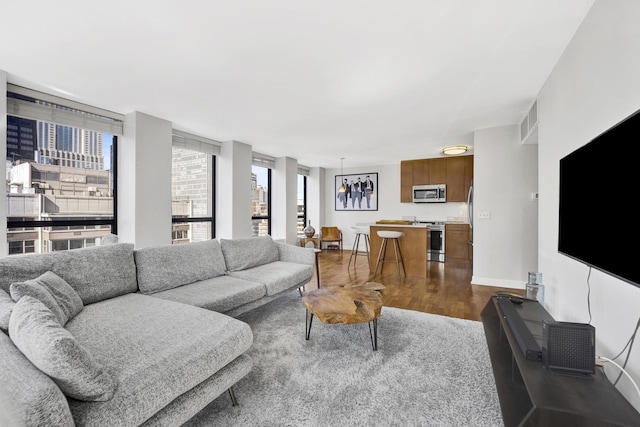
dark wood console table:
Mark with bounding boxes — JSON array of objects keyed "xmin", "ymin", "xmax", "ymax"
[{"xmin": 481, "ymin": 296, "xmax": 640, "ymax": 426}]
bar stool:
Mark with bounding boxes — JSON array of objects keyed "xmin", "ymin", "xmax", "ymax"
[
  {"xmin": 348, "ymin": 226, "xmax": 370, "ymax": 269},
  {"xmin": 374, "ymin": 231, "xmax": 406, "ymax": 278}
]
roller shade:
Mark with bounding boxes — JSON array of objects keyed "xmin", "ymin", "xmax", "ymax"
[
  {"xmin": 252, "ymin": 152, "xmax": 276, "ymax": 169},
  {"xmin": 7, "ymin": 84, "xmax": 124, "ymax": 135},
  {"xmin": 172, "ymin": 129, "xmax": 221, "ymax": 155},
  {"xmin": 297, "ymin": 165, "xmax": 310, "ymax": 176}
]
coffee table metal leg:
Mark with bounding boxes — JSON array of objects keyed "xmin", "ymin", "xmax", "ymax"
[
  {"xmin": 368, "ymin": 319, "xmax": 378, "ymax": 351},
  {"xmin": 305, "ymin": 309, "xmax": 314, "ymax": 340}
]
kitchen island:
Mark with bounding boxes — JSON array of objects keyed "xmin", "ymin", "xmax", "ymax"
[{"xmin": 369, "ymin": 223, "xmax": 430, "ymax": 277}]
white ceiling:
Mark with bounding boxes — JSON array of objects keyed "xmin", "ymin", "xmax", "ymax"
[{"xmin": 0, "ymin": 0, "xmax": 594, "ymax": 169}]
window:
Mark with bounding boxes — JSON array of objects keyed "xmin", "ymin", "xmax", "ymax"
[
  {"xmin": 297, "ymin": 173, "xmax": 307, "ymax": 235},
  {"xmin": 5, "ymin": 86, "xmax": 122, "ymax": 255},
  {"xmin": 171, "ymin": 130, "xmax": 218, "ymax": 243},
  {"xmin": 251, "ymin": 163, "xmax": 271, "ymax": 236}
]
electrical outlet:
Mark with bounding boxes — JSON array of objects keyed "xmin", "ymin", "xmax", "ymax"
[{"xmin": 478, "ymin": 211, "xmax": 491, "ymax": 219}]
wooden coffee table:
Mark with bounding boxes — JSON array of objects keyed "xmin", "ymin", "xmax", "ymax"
[{"xmin": 302, "ymin": 282, "xmax": 385, "ymax": 351}]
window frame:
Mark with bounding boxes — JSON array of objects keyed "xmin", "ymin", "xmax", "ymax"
[
  {"xmin": 297, "ymin": 173, "xmax": 307, "ymax": 234},
  {"xmin": 6, "ymin": 86, "xmax": 122, "ymax": 254},
  {"xmin": 251, "ymin": 164, "xmax": 272, "ymax": 236},
  {"xmin": 170, "ymin": 153, "xmax": 217, "ymax": 240}
]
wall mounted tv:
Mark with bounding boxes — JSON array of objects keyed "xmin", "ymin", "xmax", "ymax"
[{"xmin": 558, "ymin": 108, "xmax": 640, "ymax": 289}]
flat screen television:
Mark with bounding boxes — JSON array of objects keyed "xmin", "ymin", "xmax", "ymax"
[{"xmin": 558, "ymin": 108, "xmax": 640, "ymax": 289}]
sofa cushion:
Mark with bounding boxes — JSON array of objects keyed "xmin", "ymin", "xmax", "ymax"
[
  {"xmin": 220, "ymin": 235, "xmax": 279, "ymax": 271},
  {"xmin": 149, "ymin": 275, "xmax": 266, "ymax": 313},
  {"xmin": 228, "ymin": 261, "xmax": 314, "ymax": 296},
  {"xmin": 10, "ymin": 271, "xmax": 83, "ymax": 326},
  {"xmin": 64, "ymin": 293, "xmax": 253, "ymax": 426},
  {"xmin": 0, "ymin": 289, "xmax": 14, "ymax": 333},
  {"xmin": 9, "ymin": 296, "xmax": 117, "ymax": 402},
  {"xmin": 135, "ymin": 239, "xmax": 228, "ymax": 294},
  {"xmin": 0, "ymin": 243, "xmax": 138, "ymax": 305},
  {"xmin": 0, "ymin": 331, "xmax": 75, "ymax": 426}
]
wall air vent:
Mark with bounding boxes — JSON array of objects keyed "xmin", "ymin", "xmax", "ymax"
[{"xmin": 520, "ymin": 98, "xmax": 538, "ymax": 144}]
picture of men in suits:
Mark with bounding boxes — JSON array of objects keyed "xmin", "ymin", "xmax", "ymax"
[
  {"xmin": 337, "ymin": 178, "xmax": 349, "ymax": 208},
  {"xmin": 362, "ymin": 175, "xmax": 374, "ymax": 208},
  {"xmin": 335, "ymin": 173, "xmax": 377, "ymax": 211},
  {"xmin": 350, "ymin": 179, "xmax": 362, "ymax": 208}
]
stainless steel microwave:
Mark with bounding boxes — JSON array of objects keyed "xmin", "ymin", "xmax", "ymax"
[{"xmin": 412, "ymin": 184, "xmax": 446, "ymax": 203}]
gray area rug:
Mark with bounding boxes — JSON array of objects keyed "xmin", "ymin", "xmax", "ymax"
[{"xmin": 184, "ymin": 290, "xmax": 503, "ymax": 426}]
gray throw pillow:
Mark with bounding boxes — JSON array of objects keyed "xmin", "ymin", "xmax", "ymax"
[
  {"xmin": 0, "ymin": 289, "xmax": 15, "ymax": 333},
  {"xmin": 10, "ymin": 271, "xmax": 83, "ymax": 326},
  {"xmin": 9, "ymin": 296, "xmax": 117, "ymax": 402}
]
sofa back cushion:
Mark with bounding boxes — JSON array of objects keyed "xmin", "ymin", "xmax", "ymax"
[
  {"xmin": 135, "ymin": 239, "xmax": 227, "ymax": 294},
  {"xmin": 0, "ymin": 244, "xmax": 137, "ymax": 305},
  {"xmin": 220, "ymin": 236, "xmax": 279, "ymax": 272}
]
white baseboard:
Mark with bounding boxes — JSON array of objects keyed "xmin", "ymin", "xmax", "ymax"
[{"xmin": 471, "ymin": 276, "xmax": 525, "ymax": 289}]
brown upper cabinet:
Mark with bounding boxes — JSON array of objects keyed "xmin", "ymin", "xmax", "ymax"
[{"xmin": 400, "ymin": 155, "xmax": 473, "ymax": 202}]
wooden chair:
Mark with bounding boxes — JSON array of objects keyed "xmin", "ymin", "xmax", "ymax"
[{"xmin": 320, "ymin": 226, "xmax": 343, "ymax": 251}]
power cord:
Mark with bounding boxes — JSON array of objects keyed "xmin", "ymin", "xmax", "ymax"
[
  {"xmin": 597, "ymin": 356, "xmax": 640, "ymax": 402},
  {"xmin": 586, "ymin": 267, "xmax": 592, "ymax": 324},
  {"xmin": 586, "ymin": 266, "xmax": 640, "ymax": 388},
  {"xmin": 609, "ymin": 315, "xmax": 640, "ymax": 386}
]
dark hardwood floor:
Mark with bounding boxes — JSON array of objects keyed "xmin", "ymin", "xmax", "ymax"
[{"xmin": 308, "ymin": 248, "xmax": 516, "ymax": 321}]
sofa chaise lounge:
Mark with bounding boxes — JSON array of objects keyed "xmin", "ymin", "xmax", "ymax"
[{"xmin": 0, "ymin": 235, "xmax": 315, "ymax": 426}]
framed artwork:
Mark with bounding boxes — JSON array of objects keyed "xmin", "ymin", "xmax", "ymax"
[{"xmin": 335, "ymin": 172, "xmax": 378, "ymax": 211}]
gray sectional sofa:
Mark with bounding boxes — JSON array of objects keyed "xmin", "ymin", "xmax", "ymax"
[{"xmin": 0, "ymin": 235, "xmax": 315, "ymax": 426}]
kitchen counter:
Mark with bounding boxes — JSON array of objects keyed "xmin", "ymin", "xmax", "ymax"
[
  {"xmin": 372, "ymin": 223, "xmax": 430, "ymax": 228},
  {"xmin": 369, "ymin": 224, "xmax": 430, "ymax": 277}
]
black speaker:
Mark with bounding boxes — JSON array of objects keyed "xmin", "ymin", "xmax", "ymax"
[{"xmin": 542, "ymin": 321, "xmax": 595, "ymax": 377}]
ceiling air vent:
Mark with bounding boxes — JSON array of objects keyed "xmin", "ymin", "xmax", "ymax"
[{"xmin": 520, "ymin": 99, "xmax": 538, "ymax": 144}]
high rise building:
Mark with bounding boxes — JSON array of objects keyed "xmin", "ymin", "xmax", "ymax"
[
  {"xmin": 6, "ymin": 112, "xmax": 110, "ymax": 255},
  {"xmin": 36, "ymin": 122, "xmax": 104, "ymax": 170},
  {"xmin": 6, "ymin": 116, "xmax": 37, "ymax": 163}
]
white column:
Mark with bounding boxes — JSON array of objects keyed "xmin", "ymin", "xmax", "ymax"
[
  {"xmin": 119, "ymin": 112, "xmax": 172, "ymax": 248},
  {"xmin": 0, "ymin": 70, "xmax": 7, "ymax": 257},
  {"xmin": 307, "ymin": 167, "xmax": 324, "ymax": 235},
  {"xmin": 218, "ymin": 140, "xmax": 252, "ymax": 239},
  {"xmin": 272, "ymin": 156, "xmax": 298, "ymax": 244}
]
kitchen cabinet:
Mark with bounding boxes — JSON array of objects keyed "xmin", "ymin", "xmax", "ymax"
[
  {"xmin": 412, "ymin": 159, "xmax": 428, "ymax": 186},
  {"xmin": 400, "ymin": 161, "xmax": 413, "ymax": 202},
  {"xmin": 400, "ymin": 155, "xmax": 473, "ymax": 202},
  {"xmin": 445, "ymin": 223, "xmax": 471, "ymax": 265},
  {"xmin": 369, "ymin": 224, "xmax": 429, "ymax": 277},
  {"xmin": 446, "ymin": 157, "xmax": 466, "ymax": 202},
  {"xmin": 429, "ymin": 158, "xmax": 447, "ymax": 184}
]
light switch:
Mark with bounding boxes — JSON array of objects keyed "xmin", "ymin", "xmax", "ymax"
[{"xmin": 478, "ymin": 211, "xmax": 491, "ymax": 219}]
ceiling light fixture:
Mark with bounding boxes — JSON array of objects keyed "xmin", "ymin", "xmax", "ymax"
[
  {"xmin": 442, "ymin": 145, "xmax": 468, "ymax": 156},
  {"xmin": 338, "ymin": 158, "xmax": 346, "ymax": 193}
]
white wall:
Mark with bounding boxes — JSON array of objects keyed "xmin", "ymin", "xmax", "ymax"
[
  {"xmin": 538, "ymin": 0, "xmax": 640, "ymax": 411},
  {"xmin": 119, "ymin": 111, "xmax": 173, "ymax": 248},
  {"xmin": 218, "ymin": 140, "xmax": 253, "ymax": 239},
  {"xmin": 306, "ymin": 167, "xmax": 325, "ymax": 235},
  {"xmin": 473, "ymin": 126, "xmax": 538, "ymax": 288},
  {"xmin": 272, "ymin": 156, "xmax": 298, "ymax": 243}
]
